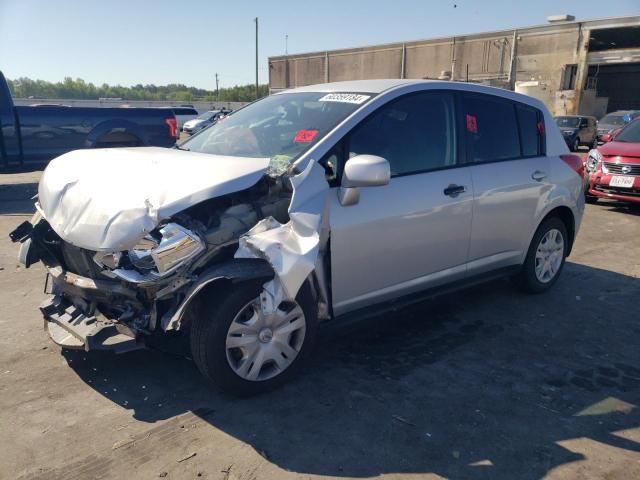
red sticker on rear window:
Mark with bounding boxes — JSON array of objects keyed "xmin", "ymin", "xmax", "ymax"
[
  {"xmin": 466, "ymin": 114, "xmax": 478, "ymax": 133},
  {"xmin": 294, "ymin": 129, "xmax": 319, "ymax": 143},
  {"xmin": 537, "ymin": 121, "xmax": 545, "ymax": 135}
]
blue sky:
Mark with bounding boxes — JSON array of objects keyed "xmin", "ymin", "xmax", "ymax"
[{"xmin": 1, "ymin": 0, "xmax": 638, "ymax": 90}]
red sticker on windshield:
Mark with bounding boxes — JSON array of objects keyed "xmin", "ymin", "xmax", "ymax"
[
  {"xmin": 294, "ymin": 129, "xmax": 319, "ymax": 143},
  {"xmin": 466, "ymin": 114, "xmax": 478, "ymax": 133}
]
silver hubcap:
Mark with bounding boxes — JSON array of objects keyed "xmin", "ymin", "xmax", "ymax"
[
  {"xmin": 535, "ymin": 228, "xmax": 564, "ymax": 283},
  {"xmin": 225, "ymin": 298, "xmax": 306, "ymax": 382}
]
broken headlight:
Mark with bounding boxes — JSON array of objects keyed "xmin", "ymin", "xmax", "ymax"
[
  {"xmin": 98, "ymin": 223, "xmax": 205, "ymax": 283},
  {"xmin": 145, "ymin": 223, "xmax": 205, "ymax": 275}
]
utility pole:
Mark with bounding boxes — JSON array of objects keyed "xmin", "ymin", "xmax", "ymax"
[
  {"xmin": 254, "ymin": 17, "xmax": 259, "ymax": 100},
  {"xmin": 285, "ymin": 34, "xmax": 288, "ymax": 55},
  {"xmin": 215, "ymin": 73, "xmax": 219, "ymax": 102}
]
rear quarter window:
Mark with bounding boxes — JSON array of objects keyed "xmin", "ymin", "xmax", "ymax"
[{"xmin": 516, "ymin": 104, "xmax": 542, "ymax": 157}]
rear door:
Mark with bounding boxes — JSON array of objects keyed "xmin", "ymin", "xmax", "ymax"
[
  {"xmin": 462, "ymin": 93, "xmax": 550, "ymax": 276},
  {"xmin": 329, "ymin": 90, "xmax": 474, "ymax": 315}
]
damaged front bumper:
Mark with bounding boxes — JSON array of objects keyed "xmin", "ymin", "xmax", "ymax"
[
  {"xmin": 41, "ymin": 295, "xmax": 142, "ymax": 353},
  {"xmin": 40, "ymin": 264, "xmax": 146, "ymax": 352}
]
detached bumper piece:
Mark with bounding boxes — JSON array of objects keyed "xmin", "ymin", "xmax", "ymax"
[{"xmin": 41, "ymin": 296, "xmax": 144, "ymax": 353}]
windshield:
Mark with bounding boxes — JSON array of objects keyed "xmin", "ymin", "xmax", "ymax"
[
  {"xmin": 600, "ymin": 114, "xmax": 626, "ymax": 126},
  {"xmin": 198, "ymin": 111, "xmax": 219, "ymax": 120},
  {"xmin": 182, "ymin": 92, "xmax": 371, "ymax": 167},
  {"xmin": 615, "ymin": 120, "xmax": 640, "ymax": 143},
  {"xmin": 555, "ymin": 117, "xmax": 580, "ymax": 128}
]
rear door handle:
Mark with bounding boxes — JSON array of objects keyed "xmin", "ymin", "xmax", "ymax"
[
  {"xmin": 443, "ymin": 184, "xmax": 466, "ymax": 197},
  {"xmin": 532, "ymin": 170, "xmax": 547, "ymax": 182}
]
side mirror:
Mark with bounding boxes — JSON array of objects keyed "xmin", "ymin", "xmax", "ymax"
[
  {"xmin": 339, "ymin": 154, "xmax": 390, "ymax": 206},
  {"xmin": 601, "ymin": 133, "xmax": 612, "ymax": 143}
]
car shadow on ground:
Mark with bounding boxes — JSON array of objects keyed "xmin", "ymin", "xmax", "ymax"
[
  {"xmin": 595, "ymin": 199, "xmax": 640, "ymax": 217},
  {"xmin": 61, "ymin": 262, "xmax": 640, "ymax": 479}
]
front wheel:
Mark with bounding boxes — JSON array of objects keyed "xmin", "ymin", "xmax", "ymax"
[
  {"xmin": 189, "ymin": 280, "xmax": 317, "ymax": 396},
  {"xmin": 513, "ymin": 217, "xmax": 568, "ymax": 294}
]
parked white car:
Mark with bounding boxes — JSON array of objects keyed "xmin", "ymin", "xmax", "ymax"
[
  {"xmin": 182, "ymin": 110, "xmax": 224, "ymax": 134},
  {"xmin": 169, "ymin": 107, "xmax": 199, "ymax": 131},
  {"xmin": 12, "ymin": 79, "xmax": 584, "ymax": 396}
]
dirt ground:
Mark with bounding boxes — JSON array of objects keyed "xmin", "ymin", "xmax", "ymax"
[{"xmin": 1, "ymin": 169, "xmax": 639, "ymax": 480}]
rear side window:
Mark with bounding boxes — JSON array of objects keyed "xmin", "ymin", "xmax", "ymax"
[
  {"xmin": 463, "ymin": 94, "xmax": 544, "ymax": 162},
  {"xmin": 463, "ymin": 95, "xmax": 520, "ymax": 162},
  {"xmin": 348, "ymin": 91, "xmax": 457, "ymax": 177},
  {"xmin": 516, "ymin": 104, "xmax": 541, "ymax": 157},
  {"xmin": 174, "ymin": 108, "xmax": 197, "ymax": 115}
]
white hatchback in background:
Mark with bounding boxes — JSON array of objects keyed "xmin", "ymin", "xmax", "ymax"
[
  {"xmin": 170, "ymin": 107, "xmax": 199, "ymax": 131},
  {"xmin": 13, "ymin": 79, "xmax": 584, "ymax": 396}
]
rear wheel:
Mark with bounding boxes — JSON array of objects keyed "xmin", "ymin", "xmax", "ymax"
[
  {"xmin": 513, "ymin": 217, "xmax": 568, "ymax": 293},
  {"xmin": 189, "ymin": 280, "xmax": 317, "ymax": 396}
]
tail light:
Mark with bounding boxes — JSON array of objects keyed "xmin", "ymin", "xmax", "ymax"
[
  {"xmin": 560, "ymin": 154, "xmax": 584, "ymax": 178},
  {"xmin": 165, "ymin": 118, "xmax": 178, "ymax": 138}
]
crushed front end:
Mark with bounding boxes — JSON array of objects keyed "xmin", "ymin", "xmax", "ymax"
[{"xmin": 10, "ymin": 174, "xmax": 293, "ymax": 353}]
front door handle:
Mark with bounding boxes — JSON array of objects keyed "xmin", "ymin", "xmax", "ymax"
[
  {"xmin": 532, "ymin": 170, "xmax": 547, "ymax": 182},
  {"xmin": 444, "ymin": 184, "xmax": 466, "ymax": 197}
]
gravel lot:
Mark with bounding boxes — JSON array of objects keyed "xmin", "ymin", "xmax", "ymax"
[{"xmin": 1, "ymin": 169, "xmax": 639, "ymax": 480}]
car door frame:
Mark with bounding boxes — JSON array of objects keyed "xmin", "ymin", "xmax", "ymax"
[{"xmin": 325, "ymin": 89, "xmax": 476, "ymax": 316}]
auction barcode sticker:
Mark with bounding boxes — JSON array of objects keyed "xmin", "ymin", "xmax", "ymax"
[{"xmin": 318, "ymin": 93, "xmax": 371, "ymax": 104}]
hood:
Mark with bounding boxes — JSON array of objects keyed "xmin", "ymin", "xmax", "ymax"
[
  {"xmin": 39, "ymin": 147, "xmax": 270, "ymax": 251},
  {"xmin": 599, "ymin": 141, "xmax": 640, "ymax": 158}
]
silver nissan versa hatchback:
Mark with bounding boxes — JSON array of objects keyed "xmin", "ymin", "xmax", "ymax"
[{"xmin": 11, "ymin": 80, "xmax": 584, "ymax": 396}]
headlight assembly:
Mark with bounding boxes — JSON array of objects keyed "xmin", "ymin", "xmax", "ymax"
[
  {"xmin": 150, "ymin": 223, "xmax": 205, "ymax": 274},
  {"xmin": 586, "ymin": 149, "xmax": 602, "ymax": 173},
  {"xmin": 97, "ymin": 223, "xmax": 205, "ymax": 284}
]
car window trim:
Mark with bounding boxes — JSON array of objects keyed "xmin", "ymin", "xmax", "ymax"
[
  {"xmin": 336, "ymin": 89, "xmax": 464, "ymax": 180},
  {"xmin": 460, "ymin": 92, "xmax": 546, "ymax": 166}
]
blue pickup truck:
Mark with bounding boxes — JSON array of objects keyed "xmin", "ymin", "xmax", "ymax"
[{"xmin": 0, "ymin": 71, "xmax": 178, "ymax": 169}]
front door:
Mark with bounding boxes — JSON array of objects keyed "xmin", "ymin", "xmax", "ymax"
[{"xmin": 329, "ymin": 91, "xmax": 473, "ymax": 316}]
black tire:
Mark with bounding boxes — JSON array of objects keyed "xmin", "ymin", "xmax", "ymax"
[
  {"xmin": 189, "ymin": 280, "xmax": 318, "ymax": 396},
  {"xmin": 513, "ymin": 217, "xmax": 568, "ymax": 294},
  {"xmin": 585, "ymin": 194, "xmax": 598, "ymax": 204}
]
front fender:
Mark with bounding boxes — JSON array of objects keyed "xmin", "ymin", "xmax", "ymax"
[
  {"xmin": 85, "ymin": 119, "xmax": 145, "ymax": 147},
  {"xmin": 162, "ymin": 258, "xmax": 274, "ymax": 331}
]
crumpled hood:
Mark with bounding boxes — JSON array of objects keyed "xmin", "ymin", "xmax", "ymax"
[{"xmin": 39, "ymin": 147, "xmax": 270, "ymax": 251}]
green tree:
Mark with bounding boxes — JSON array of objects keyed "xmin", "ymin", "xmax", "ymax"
[{"xmin": 6, "ymin": 76, "xmax": 269, "ymax": 102}]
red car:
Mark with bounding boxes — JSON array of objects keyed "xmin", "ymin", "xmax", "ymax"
[{"xmin": 585, "ymin": 119, "xmax": 640, "ymax": 204}]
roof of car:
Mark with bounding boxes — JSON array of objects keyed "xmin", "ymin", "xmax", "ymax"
[
  {"xmin": 276, "ymin": 79, "xmax": 551, "ymax": 113},
  {"xmin": 280, "ymin": 79, "xmax": 428, "ymax": 94}
]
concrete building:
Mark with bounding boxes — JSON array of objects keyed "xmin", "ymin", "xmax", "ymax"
[{"xmin": 268, "ymin": 15, "xmax": 640, "ymax": 117}]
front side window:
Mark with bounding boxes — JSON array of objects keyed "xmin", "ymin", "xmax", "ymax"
[
  {"xmin": 347, "ymin": 92, "xmax": 457, "ymax": 177},
  {"xmin": 183, "ymin": 93, "xmax": 371, "ymax": 172},
  {"xmin": 463, "ymin": 94, "xmax": 520, "ymax": 162}
]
